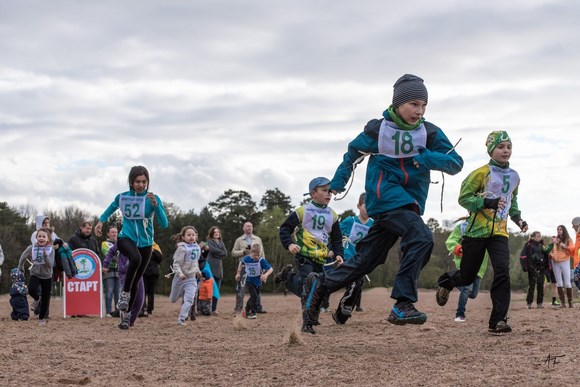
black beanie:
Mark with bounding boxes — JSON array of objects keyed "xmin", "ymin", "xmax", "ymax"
[{"xmin": 392, "ymin": 74, "xmax": 428, "ymax": 108}]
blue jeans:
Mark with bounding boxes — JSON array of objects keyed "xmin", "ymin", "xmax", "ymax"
[
  {"xmin": 103, "ymin": 276, "xmax": 120, "ymax": 314},
  {"xmin": 456, "ymin": 277, "xmax": 481, "ymax": 318}
]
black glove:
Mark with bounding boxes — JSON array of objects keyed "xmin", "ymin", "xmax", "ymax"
[
  {"xmin": 519, "ymin": 220, "xmax": 528, "ymax": 232},
  {"xmin": 484, "ymin": 198, "xmax": 500, "ymax": 210}
]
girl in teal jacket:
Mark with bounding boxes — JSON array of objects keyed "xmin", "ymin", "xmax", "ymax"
[{"xmin": 95, "ymin": 165, "xmax": 168, "ymax": 330}]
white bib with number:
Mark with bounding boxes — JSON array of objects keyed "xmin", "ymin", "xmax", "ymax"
[
  {"xmin": 486, "ymin": 166, "xmax": 519, "ymax": 220},
  {"xmin": 348, "ymin": 221, "xmax": 370, "ymax": 244},
  {"xmin": 32, "ymin": 246, "xmax": 53, "ymax": 263},
  {"xmin": 244, "ymin": 260, "xmax": 261, "ymax": 278},
  {"xmin": 119, "ymin": 195, "xmax": 146, "ymax": 220},
  {"xmin": 184, "ymin": 243, "xmax": 201, "ymax": 262},
  {"xmin": 302, "ymin": 203, "xmax": 334, "ymax": 245},
  {"xmin": 378, "ymin": 120, "xmax": 427, "ymax": 159}
]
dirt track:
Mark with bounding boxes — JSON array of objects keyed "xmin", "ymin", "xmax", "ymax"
[{"xmin": 1, "ymin": 287, "xmax": 578, "ymax": 386}]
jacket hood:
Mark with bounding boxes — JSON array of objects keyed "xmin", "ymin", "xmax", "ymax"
[{"xmin": 35, "ymin": 214, "xmax": 49, "ymax": 230}]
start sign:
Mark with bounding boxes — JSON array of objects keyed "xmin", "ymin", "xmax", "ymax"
[{"xmin": 63, "ymin": 248, "xmax": 103, "ymax": 318}]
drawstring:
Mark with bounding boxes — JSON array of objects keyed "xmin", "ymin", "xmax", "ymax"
[
  {"xmin": 334, "ymin": 151, "xmax": 376, "ymax": 201},
  {"xmin": 438, "ymin": 138, "xmax": 462, "ymax": 212}
]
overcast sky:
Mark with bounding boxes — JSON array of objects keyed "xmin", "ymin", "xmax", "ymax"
[{"xmin": 1, "ymin": 0, "xmax": 578, "ymax": 236}]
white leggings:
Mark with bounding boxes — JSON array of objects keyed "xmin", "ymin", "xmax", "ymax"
[{"xmin": 552, "ymin": 259, "xmax": 572, "ymax": 288}]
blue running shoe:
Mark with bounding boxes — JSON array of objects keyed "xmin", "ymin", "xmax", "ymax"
[{"xmin": 386, "ymin": 302, "xmax": 427, "ymax": 325}]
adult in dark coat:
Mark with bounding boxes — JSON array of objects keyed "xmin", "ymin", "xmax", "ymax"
[
  {"xmin": 68, "ymin": 221, "xmax": 100, "ymax": 255},
  {"xmin": 201, "ymin": 226, "xmax": 227, "ymax": 314}
]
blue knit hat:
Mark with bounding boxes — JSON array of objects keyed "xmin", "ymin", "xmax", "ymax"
[{"xmin": 392, "ymin": 74, "xmax": 428, "ymax": 108}]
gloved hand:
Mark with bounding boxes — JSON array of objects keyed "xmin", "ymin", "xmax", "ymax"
[
  {"xmin": 453, "ymin": 245, "xmax": 463, "ymax": 257},
  {"xmin": 484, "ymin": 198, "xmax": 500, "ymax": 210}
]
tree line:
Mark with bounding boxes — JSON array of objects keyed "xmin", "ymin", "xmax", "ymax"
[{"xmin": 0, "ymin": 191, "xmax": 530, "ymax": 295}]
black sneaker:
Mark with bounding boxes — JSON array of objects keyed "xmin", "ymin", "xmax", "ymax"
[
  {"xmin": 332, "ymin": 308, "xmax": 349, "ymax": 325},
  {"xmin": 118, "ymin": 311, "xmax": 131, "ymax": 330},
  {"xmin": 304, "ymin": 273, "xmax": 328, "ymax": 325},
  {"xmin": 386, "ymin": 302, "xmax": 427, "ymax": 325},
  {"xmin": 301, "ymin": 323, "xmax": 315, "ymax": 334},
  {"xmin": 436, "ymin": 287, "xmax": 450, "ymax": 306},
  {"xmin": 274, "ymin": 264, "xmax": 293, "ymax": 285},
  {"xmin": 488, "ymin": 320, "xmax": 512, "ymax": 334}
]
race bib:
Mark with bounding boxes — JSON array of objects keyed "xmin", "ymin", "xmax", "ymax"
[
  {"xmin": 32, "ymin": 246, "xmax": 53, "ymax": 263},
  {"xmin": 348, "ymin": 221, "xmax": 370, "ymax": 244},
  {"xmin": 245, "ymin": 260, "xmax": 261, "ymax": 277},
  {"xmin": 119, "ymin": 195, "xmax": 146, "ymax": 220},
  {"xmin": 486, "ymin": 166, "xmax": 520, "ymax": 220},
  {"xmin": 378, "ymin": 120, "xmax": 427, "ymax": 158},
  {"xmin": 184, "ymin": 243, "xmax": 201, "ymax": 262},
  {"xmin": 302, "ymin": 204, "xmax": 334, "ymax": 245}
]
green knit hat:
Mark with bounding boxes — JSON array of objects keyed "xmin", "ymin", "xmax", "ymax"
[{"xmin": 485, "ymin": 131, "xmax": 511, "ymax": 155}]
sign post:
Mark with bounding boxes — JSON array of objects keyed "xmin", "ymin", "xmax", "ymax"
[{"xmin": 63, "ymin": 248, "xmax": 103, "ymax": 318}]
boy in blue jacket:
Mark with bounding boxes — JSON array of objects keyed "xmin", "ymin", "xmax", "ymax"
[{"xmin": 305, "ymin": 74, "xmax": 463, "ymax": 327}]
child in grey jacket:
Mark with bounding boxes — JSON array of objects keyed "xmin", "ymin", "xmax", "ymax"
[
  {"xmin": 18, "ymin": 227, "xmax": 55, "ymax": 325},
  {"xmin": 169, "ymin": 226, "xmax": 202, "ymax": 325}
]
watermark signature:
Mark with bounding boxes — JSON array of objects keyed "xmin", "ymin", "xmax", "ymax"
[{"xmin": 544, "ymin": 354, "xmax": 565, "ymax": 367}]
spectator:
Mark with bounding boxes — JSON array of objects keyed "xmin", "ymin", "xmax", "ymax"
[
  {"xmin": 201, "ymin": 226, "xmax": 227, "ymax": 314},
  {"xmin": 68, "ymin": 221, "xmax": 100, "ymax": 255},
  {"xmin": 142, "ymin": 242, "xmax": 163, "ymax": 316},
  {"xmin": 101, "ymin": 227, "xmax": 120, "ymax": 317}
]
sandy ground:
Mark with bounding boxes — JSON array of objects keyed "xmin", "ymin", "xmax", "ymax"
[{"xmin": 0, "ymin": 287, "xmax": 578, "ymax": 386}]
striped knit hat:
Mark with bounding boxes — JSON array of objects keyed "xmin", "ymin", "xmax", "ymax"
[
  {"xmin": 485, "ymin": 131, "xmax": 511, "ymax": 155},
  {"xmin": 392, "ymin": 74, "xmax": 428, "ymax": 108}
]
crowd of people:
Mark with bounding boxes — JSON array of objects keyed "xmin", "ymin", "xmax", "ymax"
[{"xmin": 3, "ymin": 73, "xmax": 580, "ymax": 337}]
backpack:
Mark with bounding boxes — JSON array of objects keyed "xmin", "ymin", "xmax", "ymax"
[{"xmin": 527, "ymin": 242, "xmax": 546, "ymax": 268}]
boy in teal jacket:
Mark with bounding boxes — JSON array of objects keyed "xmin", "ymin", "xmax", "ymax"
[{"xmin": 305, "ymin": 74, "xmax": 463, "ymax": 327}]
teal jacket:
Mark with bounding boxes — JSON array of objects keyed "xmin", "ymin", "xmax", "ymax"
[
  {"xmin": 330, "ymin": 111, "xmax": 463, "ymax": 217},
  {"xmin": 99, "ymin": 190, "xmax": 169, "ymax": 247}
]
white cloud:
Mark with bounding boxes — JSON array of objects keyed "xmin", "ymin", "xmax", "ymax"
[{"xmin": 0, "ymin": 0, "xmax": 578, "ymax": 236}]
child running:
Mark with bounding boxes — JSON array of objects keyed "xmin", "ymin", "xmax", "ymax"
[
  {"xmin": 236, "ymin": 243, "xmax": 273, "ymax": 319},
  {"xmin": 445, "ymin": 218, "xmax": 489, "ymax": 322},
  {"xmin": 95, "ymin": 165, "xmax": 168, "ymax": 330},
  {"xmin": 332, "ymin": 192, "xmax": 374, "ymax": 324},
  {"xmin": 18, "ymin": 227, "xmax": 55, "ymax": 326},
  {"xmin": 276, "ymin": 176, "xmax": 344, "ymax": 334},
  {"xmin": 304, "ymin": 74, "xmax": 463, "ymax": 328},
  {"xmin": 436, "ymin": 131, "xmax": 528, "ymax": 333},
  {"xmin": 169, "ymin": 226, "xmax": 202, "ymax": 326}
]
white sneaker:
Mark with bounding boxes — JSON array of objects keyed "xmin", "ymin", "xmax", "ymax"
[
  {"xmin": 178, "ymin": 319, "xmax": 186, "ymax": 326},
  {"xmin": 106, "ymin": 313, "xmax": 113, "ymax": 318},
  {"xmin": 454, "ymin": 316, "xmax": 465, "ymax": 322}
]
